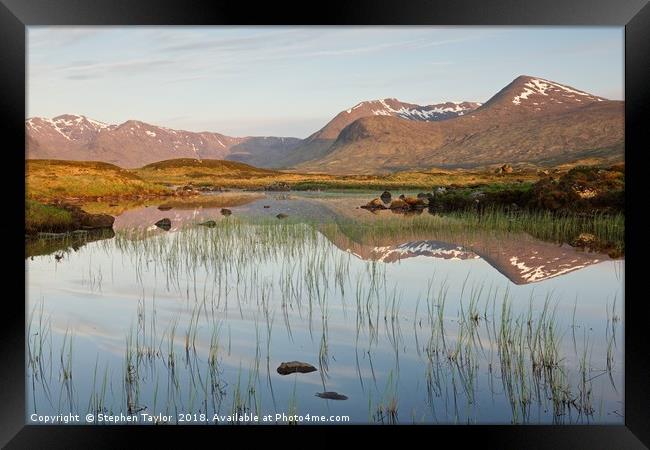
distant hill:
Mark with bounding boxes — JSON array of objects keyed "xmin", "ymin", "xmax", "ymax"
[
  {"xmin": 140, "ymin": 157, "xmax": 278, "ymax": 174},
  {"xmin": 26, "ymin": 159, "xmax": 166, "ymax": 201}
]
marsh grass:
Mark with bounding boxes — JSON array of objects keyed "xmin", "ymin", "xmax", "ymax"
[
  {"xmin": 28, "ymin": 215, "xmax": 622, "ymax": 424},
  {"xmin": 338, "ymin": 207, "xmax": 624, "ymax": 254}
]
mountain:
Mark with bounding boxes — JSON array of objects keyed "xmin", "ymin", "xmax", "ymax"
[
  {"xmin": 295, "ymin": 76, "xmax": 624, "ymax": 173},
  {"xmin": 226, "ymin": 137, "xmax": 302, "ymax": 168},
  {"xmin": 26, "ymin": 76, "xmax": 623, "ymax": 173},
  {"xmin": 26, "ymin": 115, "xmax": 301, "ymax": 168},
  {"xmin": 281, "ymin": 99, "xmax": 480, "ymax": 167},
  {"xmin": 26, "ymin": 99, "xmax": 477, "ymax": 169}
]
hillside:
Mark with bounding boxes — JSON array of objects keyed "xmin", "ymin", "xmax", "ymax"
[
  {"xmin": 282, "ymin": 99, "xmax": 480, "ymax": 167},
  {"xmin": 27, "ymin": 159, "xmax": 167, "ymax": 201},
  {"xmin": 26, "ymin": 115, "xmax": 301, "ymax": 169},
  {"xmin": 296, "ymin": 76, "xmax": 624, "ymax": 174}
]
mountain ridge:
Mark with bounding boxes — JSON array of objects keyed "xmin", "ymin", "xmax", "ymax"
[
  {"xmin": 295, "ymin": 76, "xmax": 623, "ymax": 173},
  {"xmin": 26, "ymin": 75, "xmax": 623, "ymax": 173}
]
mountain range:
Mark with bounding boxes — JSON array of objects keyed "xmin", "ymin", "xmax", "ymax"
[{"xmin": 26, "ymin": 75, "xmax": 624, "ymax": 173}]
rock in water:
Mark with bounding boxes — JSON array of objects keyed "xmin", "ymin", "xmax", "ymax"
[
  {"xmin": 402, "ymin": 196, "xmax": 426, "ymax": 208},
  {"xmin": 199, "ymin": 220, "xmax": 217, "ymax": 227},
  {"xmin": 316, "ymin": 391, "xmax": 348, "ymax": 400},
  {"xmin": 155, "ymin": 218, "xmax": 171, "ymax": 230},
  {"xmin": 276, "ymin": 213, "xmax": 288, "ymax": 219},
  {"xmin": 221, "ymin": 208, "xmax": 232, "ymax": 216},
  {"xmin": 277, "ymin": 361, "xmax": 317, "ymax": 375},
  {"xmin": 157, "ymin": 205, "xmax": 173, "ymax": 211},
  {"xmin": 263, "ymin": 205, "xmax": 271, "ymax": 208},
  {"xmin": 361, "ymin": 198, "xmax": 387, "ymax": 210},
  {"xmin": 389, "ymin": 199, "xmax": 408, "ymax": 209},
  {"xmin": 380, "ymin": 191, "xmax": 392, "ymax": 203}
]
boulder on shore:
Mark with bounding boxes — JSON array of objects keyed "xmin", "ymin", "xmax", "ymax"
[
  {"xmin": 361, "ymin": 198, "xmax": 387, "ymax": 210},
  {"xmin": 389, "ymin": 199, "xmax": 408, "ymax": 209},
  {"xmin": 496, "ymin": 163, "xmax": 513, "ymax": 174},
  {"xmin": 402, "ymin": 196, "xmax": 426, "ymax": 209},
  {"xmin": 277, "ymin": 361, "xmax": 317, "ymax": 375}
]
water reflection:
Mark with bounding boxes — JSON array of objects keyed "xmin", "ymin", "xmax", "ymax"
[{"xmin": 25, "ymin": 192, "xmax": 624, "ymax": 424}]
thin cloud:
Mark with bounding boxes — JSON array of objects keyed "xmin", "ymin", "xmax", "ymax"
[{"xmin": 58, "ymin": 59, "xmax": 175, "ymax": 80}]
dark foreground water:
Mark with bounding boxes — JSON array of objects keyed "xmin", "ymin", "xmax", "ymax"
[{"xmin": 26, "ymin": 192, "xmax": 624, "ymax": 425}]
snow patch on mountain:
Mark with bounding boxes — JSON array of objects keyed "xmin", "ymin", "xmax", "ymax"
[{"xmin": 512, "ymin": 78, "xmax": 604, "ymax": 105}]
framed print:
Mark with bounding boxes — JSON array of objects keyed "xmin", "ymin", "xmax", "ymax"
[{"xmin": 2, "ymin": 0, "xmax": 649, "ymax": 447}]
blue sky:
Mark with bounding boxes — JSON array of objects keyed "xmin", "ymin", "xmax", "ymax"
[{"xmin": 28, "ymin": 27, "xmax": 623, "ymax": 138}]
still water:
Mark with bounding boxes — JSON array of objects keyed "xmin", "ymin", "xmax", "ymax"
[{"xmin": 26, "ymin": 192, "xmax": 624, "ymax": 424}]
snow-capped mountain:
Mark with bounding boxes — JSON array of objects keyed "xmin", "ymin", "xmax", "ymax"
[
  {"xmin": 25, "ymin": 98, "xmax": 480, "ymax": 169},
  {"xmin": 26, "ymin": 76, "xmax": 622, "ymax": 173},
  {"xmin": 479, "ymin": 75, "xmax": 607, "ymax": 115},
  {"xmin": 26, "ymin": 115, "xmax": 301, "ymax": 168},
  {"xmin": 345, "ymin": 99, "xmax": 481, "ymax": 121},
  {"xmin": 276, "ymin": 98, "xmax": 481, "ymax": 167},
  {"xmin": 296, "ymin": 75, "xmax": 623, "ymax": 174}
]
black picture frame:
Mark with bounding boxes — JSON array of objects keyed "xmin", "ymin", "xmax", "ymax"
[{"xmin": 2, "ymin": 0, "xmax": 648, "ymax": 447}]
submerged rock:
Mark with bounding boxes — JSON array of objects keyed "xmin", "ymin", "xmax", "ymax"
[
  {"xmin": 155, "ymin": 218, "xmax": 171, "ymax": 230},
  {"xmin": 361, "ymin": 198, "xmax": 387, "ymax": 210},
  {"xmin": 277, "ymin": 361, "xmax": 317, "ymax": 375},
  {"xmin": 221, "ymin": 208, "xmax": 232, "ymax": 216},
  {"xmin": 316, "ymin": 391, "xmax": 348, "ymax": 400}
]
